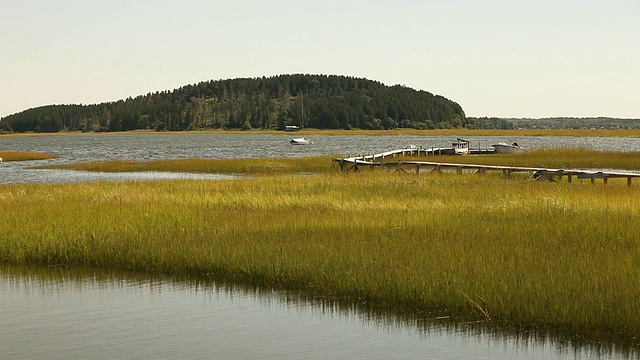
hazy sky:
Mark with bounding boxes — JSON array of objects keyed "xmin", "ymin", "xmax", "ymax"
[{"xmin": 2, "ymin": 0, "xmax": 639, "ymax": 119}]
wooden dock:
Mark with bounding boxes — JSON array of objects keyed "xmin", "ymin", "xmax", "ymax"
[
  {"xmin": 333, "ymin": 147, "xmax": 640, "ymax": 186},
  {"xmin": 339, "ymin": 145, "xmax": 493, "ymax": 163}
]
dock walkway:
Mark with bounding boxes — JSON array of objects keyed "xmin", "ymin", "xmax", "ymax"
[{"xmin": 333, "ymin": 147, "xmax": 640, "ymax": 186}]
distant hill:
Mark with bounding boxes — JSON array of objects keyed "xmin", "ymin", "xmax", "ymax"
[
  {"xmin": 0, "ymin": 74, "xmax": 471, "ymax": 133},
  {"xmin": 475, "ymin": 117, "xmax": 640, "ymax": 130}
]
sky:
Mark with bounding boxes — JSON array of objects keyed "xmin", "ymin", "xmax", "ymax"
[{"xmin": 1, "ymin": 0, "xmax": 639, "ymax": 119}]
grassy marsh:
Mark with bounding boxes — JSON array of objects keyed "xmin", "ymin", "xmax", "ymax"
[
  {"xmin": 148, "ymin": 128, "xmax": 640, "ymax": 137},
  {"xmin": 36, "ymin": 148, "xmax": 640, "ymax": 176},
  {"xmin": 35, "ymin": 156, "xmax": 337, "ymax": 175},
  {"xmin": 4, "ymin": 128, "xmax": 640, "ymax": 138},
  {"xmin": 426, "ymin": 148, "xmax": 640, "ymax": 170},
  {"xmin": 0, "ymin": 172, "xmax": 639, "ymax": 344},
  {"xmin": 298, "ymin": 128, "xmax": 640, "ymax": 138},
  {"xmin": 0, "ymin": 151, "xmax": 56, "ymax": 161}
]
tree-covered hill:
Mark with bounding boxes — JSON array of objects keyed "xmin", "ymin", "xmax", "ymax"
[{"xmin": 0, "ymin": 74, "xmax": 471, "ymax": 133}]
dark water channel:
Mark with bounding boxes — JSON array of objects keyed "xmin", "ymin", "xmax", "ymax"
[{"xmin": 1, "ymin": 133, "xmax": 639, "ymax": 359}]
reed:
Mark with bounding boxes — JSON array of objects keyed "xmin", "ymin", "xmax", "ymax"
[
  {"xmin": 35, "ymin": 156, "xmax": 337, "ymax": 175},
  {"xmin": 36, "ymin": 149, "xmax": 640, "ymax": 177},
  {"xmin": 6, "ymin": 128, "xmax": 640, "ymax": 138},
  {"xmin": 0, "ymin": 151, "xmax": 56, "ymax": 161},
  {"xmin": 405, "ymin": 148, "xmax": 640, "ymax": 171},
  {"xmin": 0, "ymin": 172, "xmax": 638, "ymax": 343}
]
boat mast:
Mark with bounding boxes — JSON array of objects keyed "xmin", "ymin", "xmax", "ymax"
[{"xmin": 301, "ymin": 94, "xmax": 304, "ymax": 133}]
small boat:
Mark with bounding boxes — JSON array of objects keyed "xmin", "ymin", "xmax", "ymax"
[
  {"xmin": 492, "ymin": 142, "xmax": 524, "ymax": 153},
  {"xmin": 290, "ymin": 137, "xmax": 310, "ymax": 145},
  {"xmin": 452, "ymin": 138, "xmax": 469, "ymax": 155},
  {"xmin": 290, "ymin": 94, "xmax": 311, "ymax": 145}
]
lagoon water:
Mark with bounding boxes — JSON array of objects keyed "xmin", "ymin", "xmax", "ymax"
[
  {"xmin": 2, "ymin": 132, "xmax": 640, "ymax": 184},
  {"xmin": 1, "ymin": 133, "xmax": 639, "ymax": 359},
  {"xmin": 0, "ymin": 265, "xmax": 628, "ymax": 360}
]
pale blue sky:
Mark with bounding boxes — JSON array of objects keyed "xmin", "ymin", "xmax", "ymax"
[{"xmin": 1, "ymin": 0, "xmax": 639, "ymax": 119}]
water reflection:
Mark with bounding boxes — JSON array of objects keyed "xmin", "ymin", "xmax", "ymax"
[
  {"xmin": 1, "ymin": 167, "xmax": 240, "ymax": 184},
  {"xmin": 0, "ymin": 264, "xmax": 635, "ymax": 360}
]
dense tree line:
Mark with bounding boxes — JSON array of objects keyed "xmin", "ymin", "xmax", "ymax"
[
  {"xmin": 507, "ymin": 117, "xmax": 640, "ymax": 130},
  {"xmin": 474, "ymin": 117, "xmax": 515, "ymax": 130},
  {"xmin": 0, "ymin": 75, "xmax": 472, "ymax": 133},
  {"xmin": 473, "ymin": 117, "xmax": 640, "ymax": 130}
]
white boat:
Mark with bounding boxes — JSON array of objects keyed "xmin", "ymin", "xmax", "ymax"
[
  {"xmin": 290, "ymin": 137, "xmax": 310, "ymax": 145},
  {"xmin": 290, "ymin": 95, "xmax": 311, "ymax": 145},
  {"xmin": 452, "ymin": 138, "xmax": 469, "ymax": 155},
  {"xmin": 492, "ymin": 142, "xmax": 524, "ymax": 153}
]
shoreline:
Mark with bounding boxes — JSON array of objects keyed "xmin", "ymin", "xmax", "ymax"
[{"xmin": 3, "ymin": 128, "xmax": 640, "ymax": 138}]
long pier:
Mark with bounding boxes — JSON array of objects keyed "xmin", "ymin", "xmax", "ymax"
[
  {"xmin": 333, "ymin": 147, "xmax": 640, "ymax": 186},
  {"xmin": 338, "ymin": 145, "xmax": 493, "ymax": 162}
]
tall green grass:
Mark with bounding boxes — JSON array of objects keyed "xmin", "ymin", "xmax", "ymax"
[{"xmin": 0, "ymin": 172, "xmax": 638, "ymax": 343}]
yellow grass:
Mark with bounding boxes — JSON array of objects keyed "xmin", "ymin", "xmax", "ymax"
[
  {"xmin": 36, "ymin": 149, "xmax": 640, "ymax": 177},
  {"xmin": 415, "ymin": 148, "xmax": 640, "ymax": 170},
  {"xmin": 297, "ymin": 128, "xmax": 640, "ymax": 137},
  {"xmin": 0, "ymin": 172, "xmax": 638, "ymax": 345},
  {"xmin": 4, "ymin": 128, "xmax": 640, "ymax": 137},
  {"xmin": 35, "ymin": 156, "xmax": 336, "ymax": 175},
  {"xmin": 0, "ymin": 151, "xmax": 56, "ymax": 161}
]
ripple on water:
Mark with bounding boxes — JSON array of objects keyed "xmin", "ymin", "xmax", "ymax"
[{"xmin": 2, "ymin": 133, "xmax": 640, "ymax": 184}]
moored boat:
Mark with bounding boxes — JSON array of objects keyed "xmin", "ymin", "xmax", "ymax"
[
  {"xmin": 289, "ymin": 94, "xmax": 311, "ymax": 145},
  {"xmin": 452, "ymin": 138, "xmax": 469, "ymax": 155},
  {"xmin": 290, "ymin": 137, "xmax": 310, "ymax": 145},
  {"xmin": 492, "ymin": 142, "xmax": 524, "ymax": 153}
]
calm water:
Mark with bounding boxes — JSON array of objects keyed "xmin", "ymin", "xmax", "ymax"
[
  {"xmin": 2, "ymin": 133, "xmax": 640, "ymax": 184},
  {"xmin": 1, "ymin": 133, "xmax": 639, "ymax": 359},
  {"xmin": 0, "ymin": 265, "xmax": 631, "ymax": 360}
]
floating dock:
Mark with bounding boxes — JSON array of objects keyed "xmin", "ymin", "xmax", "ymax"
[{"xmin": 333, "ymin": 146, "xmax": 640, "ymax": 186}]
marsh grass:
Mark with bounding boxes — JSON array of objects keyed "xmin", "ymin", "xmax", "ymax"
[
  {"xmin": 0, "ymin": 172, "xmax": 638, "ymax": 344},
  {"xmin": 35, "ymin": 156, "xmax": 337, "ymax": 175},
  {"xmin": 0, "ymin": 151, "xmax": 56, "ymax": 161},
  {"xmin": 401, "ymin": 148, "xmax": 640, "ymax": 171},
  {"xmin": 37, "ymin": 149, "xmax": 640, "ymax": 177},
  {"xmin": 299, "ymin": 128, "xmax": 640, "ymax": 137},
  {"xmin": 5, "ymin": 128, "xmax": 640, "ymax": 139}
]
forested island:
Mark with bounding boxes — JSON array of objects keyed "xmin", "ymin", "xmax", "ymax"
[{"xmin": 0, "ymin": 74, "xmax": 471, "ymax": 133}]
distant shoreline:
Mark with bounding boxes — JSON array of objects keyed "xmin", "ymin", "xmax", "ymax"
[{"xmin": 3, "ymin": 128, "xmax": 640, "ymax": 138}]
